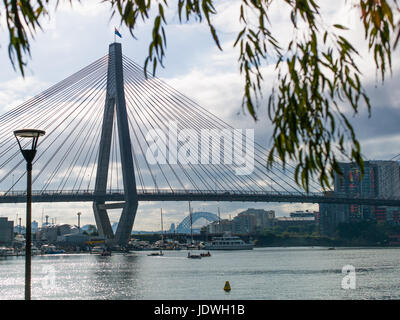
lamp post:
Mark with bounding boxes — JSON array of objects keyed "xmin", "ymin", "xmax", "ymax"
[{"xmin": 14, "ymin": 129, "xmax": 45, "ymax": 300}]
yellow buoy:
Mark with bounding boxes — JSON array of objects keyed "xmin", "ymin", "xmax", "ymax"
[{"xmin": 224, "ymin": 281, "xmax": 231, "ymax": 292}]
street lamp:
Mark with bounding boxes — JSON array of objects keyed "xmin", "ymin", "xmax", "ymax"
[{"xmin": 14, "ymin": 129, "xmax": 45, "ymax": 300}]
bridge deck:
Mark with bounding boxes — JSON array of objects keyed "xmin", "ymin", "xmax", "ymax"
[{"xmin": 1, "ymin": 189, "xmax": 399, "ymax": 206}]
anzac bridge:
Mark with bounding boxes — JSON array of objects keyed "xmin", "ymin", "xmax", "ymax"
[{"xmin": 0, "ymin": 43, "xmax": 399, "ymax": 245}]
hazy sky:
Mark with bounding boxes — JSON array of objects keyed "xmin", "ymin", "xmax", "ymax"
[{"xmin": 0, "ymin": 1, "xmax": 400, "ymax": 230}]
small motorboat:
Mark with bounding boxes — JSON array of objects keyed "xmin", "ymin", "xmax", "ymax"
[
  {"xmin": 100, "ymin": 248, "xmax": 112, "ymax": 256},
  {"xmin": 187, "ymin": 252, "xmax": 201, "ymax": 259},
  {"xmin": 148, "ymin": 251, "xmax": 163, "ymax": 256},
  {"xmin": 200, "ymin": 251, "xmax": 211, "ymax": 257}
]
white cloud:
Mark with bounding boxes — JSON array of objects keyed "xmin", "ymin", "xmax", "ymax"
[
  {"xmin": 0, "ymin": 77, "xmax": 49, "ymax": 113},
  {"xmin": 57, "ymin": 1, "xmax": 108, "ymax": 17}
]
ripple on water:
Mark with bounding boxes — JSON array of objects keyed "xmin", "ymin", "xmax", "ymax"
[{"xmin": 1, "ymin": 248, "xmax": 400, "ymax": 300}]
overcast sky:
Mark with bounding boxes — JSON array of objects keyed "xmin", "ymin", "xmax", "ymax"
[{"xmin": 0, "ymin": 0, "xmax": 400, "ymax": 230}]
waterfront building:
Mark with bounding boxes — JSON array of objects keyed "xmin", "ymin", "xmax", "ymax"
[
  {"xmin": 319, "ymin": 161, "xmax": 400, "ymax": 235},
  {"xmin": 334, "ymin": 161, "xmax": 400, "ymax": 222},
  {"xmin": 57, "ymin": 233, "xmax": 89, "ymax": 244},
  {"xmin": 372, "ymin": 161, "xmax": 400, "ymax": 198},
  {"xmin": 375, "ymin": 206, "xmax": 400, "ymax": 224},
  {"xmin": 206, "ymin": 219, "xmax": 233, "ymax": 234},
  {"xmin": 0, "ymin": 217, "xmax": 14, "ymax": 246},
  {"xmin": 36, "ymin": 224, "xmax": 79, "ymax": 243},
  {"xmin": 204, "ymin": 208, "xmax": 275, "ymax": 235},
  {"xmin": 290, "ymin": 210, "xmax": 318, "ymax": 219},
  {"xmin": 273, "ymin": 216, "xmax": 316, "ymax": 229},
  {"xmin": 233, "ymin": 213, "xmax": 257, "ymax": 234},
  {"xmin": 334, "ymin": 161, "xmax": 377, "ymax": 221},
  {"xmin": 232, "ymin": 209, "xmax": 275, "ymax": 234},
  {"xmin": 320, "ymin": 161, "xmax": 376, "ymax": 235},
  {"xmin": 319, "ymin": 200, "xmax": 347, "ymax": 236}
]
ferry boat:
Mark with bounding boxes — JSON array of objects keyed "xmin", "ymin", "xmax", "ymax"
[{"xmin": 204, "ymin": 233, "xmax": 254, "ymax": 250}]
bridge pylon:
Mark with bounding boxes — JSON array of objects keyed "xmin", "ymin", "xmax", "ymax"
[{"xmin": 93, "ymin": 42, "xmax": 138, "ymax": 246}]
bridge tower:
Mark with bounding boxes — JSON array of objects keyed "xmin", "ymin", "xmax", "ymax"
[{"xmin": 93, "ymin": 43, "xmax": 138, "ymax": 246}]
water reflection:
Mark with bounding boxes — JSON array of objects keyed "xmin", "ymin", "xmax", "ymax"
[
  {"xmin": 86, "ymin": 254, "xmax": 142, "ymax": 299},
  {"xmin": 1, "ymin": 248, "xmax": 400, "ymax": 300}
]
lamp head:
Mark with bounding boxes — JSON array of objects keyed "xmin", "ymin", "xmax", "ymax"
[{"xmin": 14, "ymin": 129, "xmax": 45, "ymax": 164}]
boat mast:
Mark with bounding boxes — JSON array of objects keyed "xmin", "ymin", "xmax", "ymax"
[
  {"xmin": 161, "ymin": 208, "xmax": 164, "ymax": 243},
  {"xmin": 189, "ymin": 202, "xmax": 193, "ymax": 245},
  {"xmin": 160, "ymin": 208, "xmax": 164, "ymax": 254},
  {"xmin": 218, "ymin": 207, "xmax": 221, "ymax": 234}
]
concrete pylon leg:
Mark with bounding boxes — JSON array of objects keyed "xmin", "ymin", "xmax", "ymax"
[
  {"xmin": 93, "ymin": 202, "xmax": 114, "ymax": 239},
  {"xmin": 92, "ymin": 42, "xmax": 138, "ymax": 246},
  {"xmin": 115, "ymin": 201, "xmax": 138, "ymax": 245},
  {"xmin": 93, "ymin": 94, "xmax": 115, "ymax": 239}
]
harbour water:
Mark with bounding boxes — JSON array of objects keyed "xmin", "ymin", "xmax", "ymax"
[{"xmin": 0, "ymin": 247, "xmax": 400, "ymax": 300}]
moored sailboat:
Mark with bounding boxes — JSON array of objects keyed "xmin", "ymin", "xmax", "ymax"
[{"xmin": 148, "ymin": 208, "xmax": 164, "ymax": 257}]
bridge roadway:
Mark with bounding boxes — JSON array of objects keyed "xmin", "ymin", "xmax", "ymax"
[{"xmin": 1, "ymin": 189, "xmax": 400, "ymax": 207}]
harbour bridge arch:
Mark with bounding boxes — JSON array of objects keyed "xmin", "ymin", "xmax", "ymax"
[{"xmin": 175, "ymin": 212, "xmax": 219, "ymax": 233}]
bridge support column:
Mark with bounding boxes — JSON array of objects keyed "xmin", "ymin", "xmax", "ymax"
[
  {"xmin": 93, "ymin": 42, "xmax": 138, "ymax": 246},
  {"xmin": 115, "ymin": 201, "xmax": 138, "ymax": 244},
  {"xmin": 93, "ymin": 202, "xmax": 114, "ymax": 239}
]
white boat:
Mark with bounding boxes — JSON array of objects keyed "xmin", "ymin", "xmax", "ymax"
[
  {"xmin": 0, "ymin": 247, "xmax": 15, "ymax": 256},
  {"xmin": 41, "ymin": 244, "xmax": 65, "ymax": 254},
  {"xmin": 91, "ymin": 246, "xmax": 105, "ymax": 254},
  {"xmin": 204, "ymin": 233, "xmax": 254, "ymax": 250},
  {"xmin": 31, "ymin": 246, "xmax": 41, "ymax": 255}
]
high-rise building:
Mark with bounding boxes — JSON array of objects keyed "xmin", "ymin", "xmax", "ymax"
[
  {"xmin": 334, "ymin": 161, "xmax": 400, "ymax": 222},
  {"xmin": 319, "ymin": 200, "xmax": 347, "ymax": 236},
  {"xmin": 0, "ymin": 218, "xmax": 14, "ymax": 245},
  {"xmin": 371, "ymin": 161, "xmax": 400, "ymax": 198},
  {"xmin": 334, "ymin": 161, "xmax": 377, "ymax": 221}
]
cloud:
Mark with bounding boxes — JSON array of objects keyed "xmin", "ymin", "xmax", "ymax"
[{"xmin": 0, "ymin": 77, "xmax": 49, "ymax": 113}]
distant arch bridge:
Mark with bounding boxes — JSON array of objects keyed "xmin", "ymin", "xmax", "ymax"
[{"xmin": 175, "ymin": 211, "xmax": 219, "ymax": 234}]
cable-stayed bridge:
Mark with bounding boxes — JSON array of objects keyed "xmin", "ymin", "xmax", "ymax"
[{"xmin": 0, "ymin": 43, "xmax": 399, "ymax": 245}]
